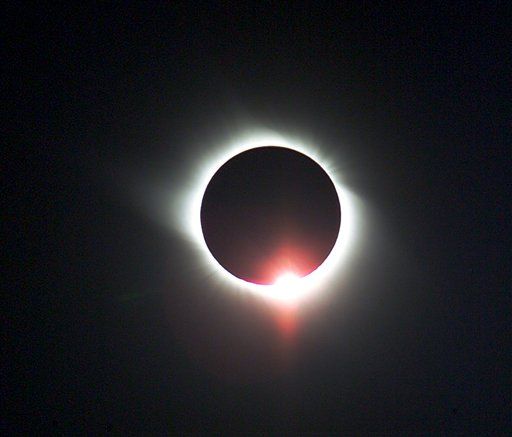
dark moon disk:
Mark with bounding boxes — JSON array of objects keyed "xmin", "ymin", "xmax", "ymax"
[{"xmin": 200, "ymin": 146, "xmax": 341, "ymax": 285}]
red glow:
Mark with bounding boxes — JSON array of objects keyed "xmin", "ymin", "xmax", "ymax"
[
  {"xmin": 257, "ymin": 244, "xmax": 316, "ymax": 285},
  {"xmin": 275, "ymin": 306, "xmax": 298, "ymax": 339}
]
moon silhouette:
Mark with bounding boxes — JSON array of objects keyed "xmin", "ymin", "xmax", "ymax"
[{"xmin": 200, "ymin": 146, "xmax": 341, "ymax": 285}]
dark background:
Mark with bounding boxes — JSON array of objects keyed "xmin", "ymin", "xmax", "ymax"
[{"xmin": 5, "ymin": 2, "xmax": 510, "ymax": 434}]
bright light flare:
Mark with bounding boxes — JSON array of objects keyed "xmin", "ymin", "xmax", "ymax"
[
  {"xmin": 274, "ymin": 272, "xmax": 301, "ymax": 286},
  {"xmin": 171, "ymin": 129, "xmax": 361, "ymax": 305},
  {"xmin": 273, "ymin": 272, "xmax": 301, "ymax": 302}
]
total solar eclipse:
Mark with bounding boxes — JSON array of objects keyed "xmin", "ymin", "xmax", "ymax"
[{"xmin": 200, "ymin": 146, "xmax": 341, "ymax": 285}]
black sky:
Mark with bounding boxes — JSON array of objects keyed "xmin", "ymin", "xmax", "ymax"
[{"xmin": 5, "ymin": 2, "xmax": 510, "ymax": 434}]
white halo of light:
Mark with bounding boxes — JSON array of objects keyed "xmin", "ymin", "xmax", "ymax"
[{"xmin": 176, "ymin": 131, "xmax": 359, "ymax": 305}]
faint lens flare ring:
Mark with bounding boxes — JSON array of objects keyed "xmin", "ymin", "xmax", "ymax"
[{"xmin": 182, "ymin": 133, "xmax": 358, "ymax": 304}]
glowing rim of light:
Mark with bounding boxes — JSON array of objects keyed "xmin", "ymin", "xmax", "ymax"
[{"xmin": 181, "ymin": 132, "xmax": 358, "ymax": 305}]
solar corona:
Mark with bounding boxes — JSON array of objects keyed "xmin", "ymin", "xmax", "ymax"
[{"xmin": 181, "ymin": 133, "xmax": 358, "ymax": 305}]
